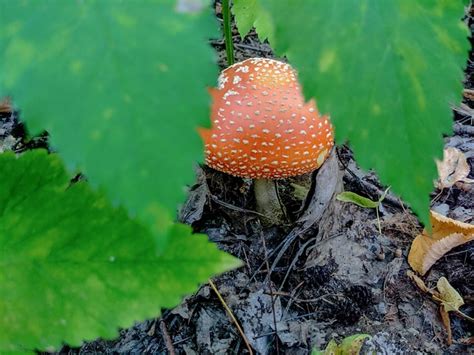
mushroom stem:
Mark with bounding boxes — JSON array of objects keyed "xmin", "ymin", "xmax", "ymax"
[{"xmin": 254, "ymin": 178, "xmax": 285, "ymax": 225}]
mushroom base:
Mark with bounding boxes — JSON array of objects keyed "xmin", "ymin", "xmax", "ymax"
[{"xmin": 254, "ymin": 178, "xmax": 286, "ymax": 225}]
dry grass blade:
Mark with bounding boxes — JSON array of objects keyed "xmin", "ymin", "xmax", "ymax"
[{"xmin": 209, "ymin": 279, "xmax": 254, "ymax": 355}]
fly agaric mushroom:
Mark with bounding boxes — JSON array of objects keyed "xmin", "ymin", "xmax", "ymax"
[{"xmin": 200, "ymin": 58, "xmax": 334, "ymax": 223}]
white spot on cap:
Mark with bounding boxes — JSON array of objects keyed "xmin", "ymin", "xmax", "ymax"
[
  {"xmin": 317, "ymin": 149, "xmax": 328, "ymax": 166},
  {"xmin": 218, "ymin": 74, "xmax": 228, "ymax": 89},
  {"xmin": 236, "ymin": 65, "xmax": 249, "ymax": 73}
]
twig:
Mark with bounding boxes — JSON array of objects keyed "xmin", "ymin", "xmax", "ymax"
[
  {"xmin": 209, "ymin": 279, "xmax": 254, "ymax": 355},
  {"xmin": 261, "ymin": 234, "xmax": 280, "ymax": 355},
  {"xmin": 278, "ymin": 237, "xmax": 316, "ymax": 291},
  {"xmin": 171, "ymin": 336, "xmax": 192, "ymax": 347},
  {"xmin": 453, "ymin": 122, "xmax": 474, "ymax": 135},
  {"xmin": 247, "ymin": 236, "xmax": 294, "ymax": 285},
  {"xmin": 376, "ymin": 207, "xmax": 382, "ymax": 235},
  {"xmin": 160, "ymin": 320, "xmax": 176, "ymax": 355},
  {"xmin": 293, "ymin": 293, "xmax": 345, "ymax": 304},
  {"xmin": 455, "ymin": 310, "xmax": 474, "ymax": 323},
  {"xmin": 283, "ymin": 281, "xmax": 305, "ymax": 314},
  {"xmin": 211, "ymin": 195, "xmax": 267, "ymax": 217},
  {"xmin": 452, "ymin": 103, "xmax": 474, "ymax": 125}
]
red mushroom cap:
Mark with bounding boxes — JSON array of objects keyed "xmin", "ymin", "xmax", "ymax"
[{"xmin": 200, "ymin": 58, "xmax": 334, "ymax": 179}]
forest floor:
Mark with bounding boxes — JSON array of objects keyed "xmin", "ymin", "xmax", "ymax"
[{"xmin": 1, "ymin": 3, "xmax": 472, "ymax": 355}]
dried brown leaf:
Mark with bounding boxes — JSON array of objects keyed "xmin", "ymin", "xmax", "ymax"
[
  {"xmin": 0, "ymin": 97, "xmax": 12, "ymax": 113},
  {"xmin": 458, "ymin": 337, "xmax": 474, "ymax": 345},
  {"xmin": 436, "ymin": 147, "xmax": 474, "ymax": 189},
  {"xmin": 406, "ymin": 270, "xmax": 432, "ymax": 294},
  {"xmin": 439, "ymin": 306, "xmax": 453, "ymax": 345},
  {"xmin": 408, "ymin": 211, "xmax": 474, "ymax": 275}
]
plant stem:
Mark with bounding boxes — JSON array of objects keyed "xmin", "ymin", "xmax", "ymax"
[
  {"xmin": 222, "ymin": 0, "xmax": 234, "ymax": 66},
  {"xmin": 376, "ymin": 207, "xmax": 382, "ymax": 235},
  {"xmin": 455, "ymin": 310, "xmax": 474, "ymax": 323},
  {"xmin": 254, "ymin": 178, "xmax": 285, "ymax": 225}
]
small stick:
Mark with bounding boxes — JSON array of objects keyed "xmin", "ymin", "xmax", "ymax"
[
  {"xmin": 160, "ymin": 320, "xmax": 176, "ymax": 355},
  {"xmin": 376, "ymin": 207, "xmax": 382, "ymax": 235},
  {"xmin": 209, "ymin": 279, "xmax": 254, "ymax": 355},
  {"xmin": 261, "ymin": 234, "xmax": 280, "ymax": 354},
  {"xmin": 211, "ymin": 194, "xmax": 267, "ymax": 217}
]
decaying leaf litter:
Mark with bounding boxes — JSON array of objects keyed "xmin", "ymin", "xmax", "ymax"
[{"xmin": 0, "ymin": 3, "xmax": 471, "ymax": 355}]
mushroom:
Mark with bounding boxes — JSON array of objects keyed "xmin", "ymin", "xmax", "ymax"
[{"xmin": 200, "ymin": 58, "xmax": 334, "ymax": 224}]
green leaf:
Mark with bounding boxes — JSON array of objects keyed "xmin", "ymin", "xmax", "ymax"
[
  {"xmin": 323, "ymin": 339, "xmax": 339, "ymax": 355},
  {"xmin": 0, "ymin": 1, "xmax": 218, "ymax": 232},
  {"xmin": 233, "ymin": 0, "xmax": 274, "ymax": 42},
  {"xmin": 0, "ymin": 150, "xmax": 241, "ymax": 352},
  {"xmin": 260, "ymin": 0, "xmax": 468, "ymax": 227},
  {"xmin": 336, "ymin": 191, "xmax": 379, "ymax": 209},
  {"xmin": 339, "ymin": 334, "xmax": 371, "ymax": 355},
  {"xmin": 312, "ymin": 334, "xmax": 371, "ymax": 355}
]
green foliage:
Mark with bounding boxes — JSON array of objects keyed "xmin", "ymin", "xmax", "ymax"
[
  {"xmin": 312, "ymin": 334, "xmax": 371, "ymax": 355},
  {"xmin": 338, "ymin": 334, "xmax": 371, "ymax": 354},
  {"xmin": 337, "ymin": 191, "xmax": 380, "ymax": 209},
  {"xmin": 259, "ymin": 0, "xmax": 468, "ymax": 227},
  {"xmin": 233, "ymin": 0, "xmax": 274, "ymax": 42},
  {"xmin": 336, "ymin": 187, "xmax": 389, "ymax": 209},
  {"xmin": 0, "ymin": 150, "xmax": 240, "ymax": 352},
  {"xmin": 0, "ymin": 0, "xmax": 218, "ymax": 234},
  {"xmin": 0, "ymin": 0, "xmax": 469, "ymax": 352}
]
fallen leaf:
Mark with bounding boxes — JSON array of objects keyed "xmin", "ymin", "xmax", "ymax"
[
  {"xmin": 435, "ymin": 278, "xmax": 467, "ymax": 346},
  {"xmin": 439, "ymin": 306, "xmax": 453, "ymax": 345},
  {"xmin": 436, "ymin": 147, "xmax": 474, "ymax": 189},
  {"xmin": 407, "ymin": 275, "xmax": 468, "ymax": 346},
  {"xmin": 339, "ymin": 334, "xmax": 371, "ymax": 354},
  {"xmin": 408, "ymin": 211, "xmax": 474, "ymax": 275},
  {"xmin": 435, "ymin": 277, "xmax": 464, "ymax": 313},
  {"xmin": 311, "ymin": 334, "xmax": 371, "ymax": 355},
  {"xmin": 322, "ymin": 339, "xmax": 338, "ymax": 355},
  {"xmin": 406, "ymin": 270, "xmax": 432, "ymax": 294}
]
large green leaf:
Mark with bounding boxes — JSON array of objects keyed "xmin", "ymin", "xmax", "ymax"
[
  {"xmin": 0, "ymin": 1, "xmax": 218, "ymax": 231},
  {"xmin": 233, "ymin": 0, "xmax": 274, "ymax": 42},
  {"xmin": 0, "ymin": 150, "xmax": 240, "ymax": 352},
  {"xmin": 260, "ymin": 0, "xmax": 468, "ymax": 227}
]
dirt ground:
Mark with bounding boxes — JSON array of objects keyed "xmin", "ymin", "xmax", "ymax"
[{"xmin": 1, "ymin": 3, "xmax": 472, "ymax": 355}]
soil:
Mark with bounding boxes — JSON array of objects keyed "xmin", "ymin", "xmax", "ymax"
[{"xmin": 1, "ymin": 2, "xmax": 473, "ymax": 354}]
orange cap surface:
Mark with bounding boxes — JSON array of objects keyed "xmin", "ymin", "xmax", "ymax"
[{"xmin": 200, "ymin": 58, "xmax": 334, "ymax": 179}]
